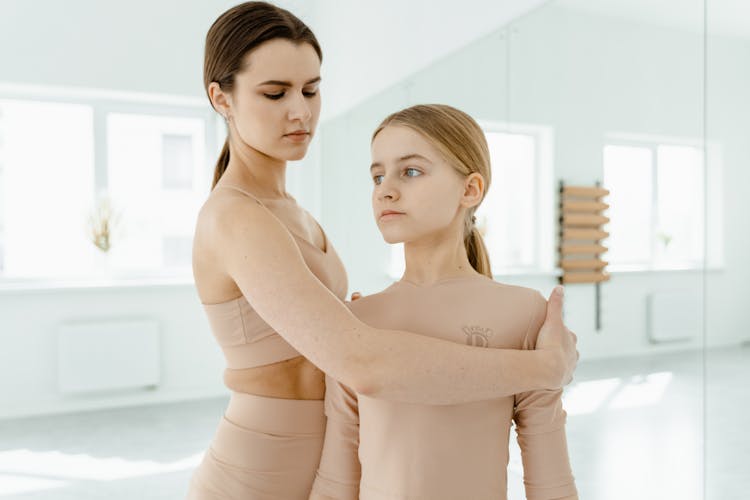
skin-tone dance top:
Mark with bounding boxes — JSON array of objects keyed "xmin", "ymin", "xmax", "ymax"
[
  {"xmin": 202, "ymin": 188, "xmax": 349, "ymax": 370},
  {"xmin": 312, "ymin": 274, "xmax": 578, "ymax": 500}
]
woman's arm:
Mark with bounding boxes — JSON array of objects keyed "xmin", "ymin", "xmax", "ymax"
[{"xmin": 205, "ymin": 197, "xmax": 575, "ymax": 404}]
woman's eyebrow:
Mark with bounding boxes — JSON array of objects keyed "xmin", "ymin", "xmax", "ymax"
[{"xmin": 257, "ymin": 76, "xmax": 321, "ymax": 86}]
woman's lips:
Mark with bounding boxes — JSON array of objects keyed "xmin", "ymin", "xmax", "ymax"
[{"xmin": 284, "ymin": 132, "xmax": 310, "ymax": 143}]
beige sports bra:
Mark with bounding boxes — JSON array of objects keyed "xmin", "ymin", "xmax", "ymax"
[{"xmin": 201, "ymin": 185, "xmax": 349, "ymax": 369}]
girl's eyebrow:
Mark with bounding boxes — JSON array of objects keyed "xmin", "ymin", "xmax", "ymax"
[
  {"xmin": 257, "ymin": 77, "xmax": 321, "ymax": 87},
  {"xmin": 397, "ymin": 153, "xmax": 431, "ymax": 163},
  {"xmin": 370, "ymin": 153, "xmax": 431, "ymax": 171}
]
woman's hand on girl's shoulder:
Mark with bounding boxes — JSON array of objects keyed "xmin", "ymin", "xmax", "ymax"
[{"xmin": 536, "ymin": 286, "xmax": 579, "ymax": 387}]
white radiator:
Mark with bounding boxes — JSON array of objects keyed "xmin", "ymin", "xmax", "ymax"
[
  {"xmin": 647, "ymin": 291, "xmax": 702, "ymax": 343},
  {"xmin": 57, "ymin": 319, "xmax": 160, "ymax": 394}
]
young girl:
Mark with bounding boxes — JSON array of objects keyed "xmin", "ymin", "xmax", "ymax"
[
  {"xmin": 311, "ymin": 105, "xmax": 578, "ymax": 500},
  {"xmin": 188, "ymin": 3, "xmax": 578, "ymax": 499}
]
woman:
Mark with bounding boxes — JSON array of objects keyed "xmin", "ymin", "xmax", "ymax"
[
  {"xmin": 187, "ymin": 3, "xmax": 577, "ymax": 499},
  {"xmin": 311, "ymin": 104, "xmax": 578, "ymax": 500}
]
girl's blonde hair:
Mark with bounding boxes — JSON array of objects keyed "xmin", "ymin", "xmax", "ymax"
[{"xmin": 372, "ymin": 104, "xmax": 492, "ymax": 278}]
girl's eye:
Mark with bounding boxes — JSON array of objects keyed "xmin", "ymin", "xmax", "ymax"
[
  {"xmin": 373, "ymin": 175, "xmax": 384, "ymax": 185},
  {"xmin": 404, "ymin": 168, "xmax": 421, "ymax": 177},
  {"xmin": 264, "ymin": 92, "xmax": 285, "ymax": 100}
]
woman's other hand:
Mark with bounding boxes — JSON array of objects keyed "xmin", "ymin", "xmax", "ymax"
[{"xmin": 536, "ymin": 286, "xmax": 579, "ymax": 387}]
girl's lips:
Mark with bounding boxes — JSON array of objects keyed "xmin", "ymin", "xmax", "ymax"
[{"xmin": 379, "ymin": 212, "xmax": 405, "ymax": 221}]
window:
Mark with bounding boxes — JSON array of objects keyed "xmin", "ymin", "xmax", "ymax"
[
  {"xmin": 106, "ymin": 112, "xmax": 207, "ymax": 275},
  {"xmin": 603, "ymin": 142, "xmax": 705, "ymax": 270},
  {"xmin": 0, "ymin": 88, "xmax": 217, "ymax": 282},
  {"xmin": 162, "ymin": 134, "xmax": 195, "ymax": 190},
  {"xmin": 0, "ymin": 99, "xmax": 95, "ymax": 279},
  {"xmin": 477, "ymin": 131, "xmax": 537, "ymax": 269},
  {"xmin": 388, "ymin": 124, "xmax": 552, "ymax": 278}
]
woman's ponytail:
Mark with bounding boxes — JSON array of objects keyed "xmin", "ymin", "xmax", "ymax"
[{"xmin": 211, "ymin": 139, "xmax": 230, "ymax": 190}]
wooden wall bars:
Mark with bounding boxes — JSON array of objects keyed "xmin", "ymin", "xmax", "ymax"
[
  {"xmin": 559, "ymin": 183, "xmax": 611, "ymax": 284},
  {"xmin": 558, "ymin": 181, "xmax": 611, "ymax": 330}
]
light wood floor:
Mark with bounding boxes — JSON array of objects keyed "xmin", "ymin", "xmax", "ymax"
[{"xmin": 0, "ymin": 345, "xmax": 747, "ymax": 499}]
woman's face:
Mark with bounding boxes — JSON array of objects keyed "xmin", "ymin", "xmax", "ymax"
[
  {"xmin": 370, "ymin": 125, "xmax": 468, "ymax": 244},
  {"xmin": 222, "ymin": 38, "xmax": 321, "ymax": 161}
]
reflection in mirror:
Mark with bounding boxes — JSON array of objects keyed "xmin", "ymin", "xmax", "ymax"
[
  {"xmin": 704, "ymin": 1, "xmax": 750, "ymax": 499},
  {"xmin": 322, "ymin": 2, "xmax": 706, "ymax": 498}
]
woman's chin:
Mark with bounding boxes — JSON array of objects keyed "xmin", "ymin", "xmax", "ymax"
[
  {"xmin": 286, "ymin": 148, "xmax": 309, "ymax": 161},
  {"xmin": 278, "ymin": 150, "xmax": 307, "ymax": 162}
]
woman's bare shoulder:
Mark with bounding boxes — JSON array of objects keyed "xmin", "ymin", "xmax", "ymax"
[{"xmin": 195, "ymin": 188, "xmax": 269, "ymax": 244}]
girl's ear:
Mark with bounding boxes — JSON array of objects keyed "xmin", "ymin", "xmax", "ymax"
[
  {"xmin": 461, "ymin": 172, "xmax": 485, "ymax": 209},
  {"xmin": 208, "ymin": 82, "xmax": 232, "ymax": 119}
]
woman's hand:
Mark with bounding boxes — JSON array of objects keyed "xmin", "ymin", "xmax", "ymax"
[
  {"xmin": 536, "ymin": 286, "xmax": 579, "ymax": 387},
  {"xmin": 350, "ymin": 292, "xmax": 362, "ymax": 301}
]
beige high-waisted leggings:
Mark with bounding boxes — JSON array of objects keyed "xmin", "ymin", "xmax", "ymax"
[{"xmin": 186, "ymin": 392, "xmax": 326, "ymax": 500}]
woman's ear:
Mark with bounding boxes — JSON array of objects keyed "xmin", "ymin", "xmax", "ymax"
[
  {"xmin": 461, "ymin": 173, "xmax": 485, "ymax": 208},
  {"xmin": 208, "ymin": 82, "xmax": 232, "ymax": 119}
]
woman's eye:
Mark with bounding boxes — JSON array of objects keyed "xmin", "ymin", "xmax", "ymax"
[
  {"xmin": 373, "ymin": 175, "xmax": 384, "ymax": 185},
  {"xmin": 303, "ymin": 90, "xmax": 318, "ymax": 98},
  {"xmin": 404, "ymin": 168, "xmax": 421, "ymax": 177},
  {"xmin": 264, "ymin": 92, "xmax": 285, "ymax": 100}
]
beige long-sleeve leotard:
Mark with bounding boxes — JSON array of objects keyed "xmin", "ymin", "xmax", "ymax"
[{"xmin": 312, "ymin": 275, "xmax": 577, "ymax": 500}]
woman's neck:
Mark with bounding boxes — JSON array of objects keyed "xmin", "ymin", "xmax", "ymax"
[
  {"xmin": 401, "ymin": 230, "xmax": 479, "ymax": 286},
  {"xmin": 223, "ymin": 140, "xmax": 288, "ymax": 199}
]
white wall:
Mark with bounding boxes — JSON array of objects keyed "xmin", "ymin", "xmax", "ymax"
[
  {"xmin": 0, "ymin": 0, "xmax": 247, "ymax": 97},
  {"xmin": 0, "ymin": 0, "xmax": 548, "ymax": 118},
  {"xmin": 310, "ymin": 0, "xmax": 549, "ymax": 120},
  {"xmin": 0, "ymin": 283, "xmax": 226, "ymax": 419},
  {"xmin": 704, "ymin": 31, "xmax": 750, "ymax": 346},
  {"xmin": 317, "ymin": 4, "xmax": 748, "ymax": 361}
]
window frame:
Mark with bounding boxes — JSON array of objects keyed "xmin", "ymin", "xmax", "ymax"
[
  {"xmin": 0, "ymin": 83, "xmax": 220, "ymax": 285},
  {"xmin": 479, "ymin": 120, "xmax": 556, "ymax": 275},
  {"xmin": 602, "ymin": 133, "xmax": 709, "ymax": 272}
]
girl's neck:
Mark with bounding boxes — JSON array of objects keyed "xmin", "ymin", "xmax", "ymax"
[{"xmin": 401, "ymin": 231, "xmax": 480, "ymax": 286}]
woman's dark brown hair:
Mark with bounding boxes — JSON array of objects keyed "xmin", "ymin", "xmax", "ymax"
[{"xmin": 204, "ymin": 1, "xmax": 322, "ymax": 189}]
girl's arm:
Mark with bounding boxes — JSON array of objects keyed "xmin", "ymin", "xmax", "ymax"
[
  {"xmin": 205, "ymin": 196, "xmax": 575, "ymax": 404},
  {"xmin": 513, "ymin": 294, "xmax": 578, "ymax": 500},
  {"xmin": 309, "ymin": 375, "xmax": 361, "ymax": 500}
]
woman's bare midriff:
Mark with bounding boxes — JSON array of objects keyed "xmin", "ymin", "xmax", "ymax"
[
  {"xmin": 196, "ymin": 190, "xmax": 331, "ymax": 401},
  {"xmin": 223, "ymin": 355, "xmax": 326, "ymax": 400}
]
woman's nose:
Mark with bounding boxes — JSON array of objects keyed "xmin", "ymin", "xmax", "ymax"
[{"xmin": 288, "ymin": 92, "xmax": 312, "ymax": 122}]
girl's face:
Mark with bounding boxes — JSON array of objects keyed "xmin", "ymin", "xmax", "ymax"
[
  {"xmin": 214, "ymin": 38, "xmax": 321, "ymax": 161},
  {"xmin": 370, "ymin": 125, "xmax": 468, "ymax": 244}
]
